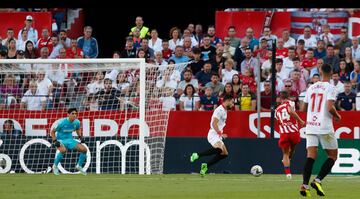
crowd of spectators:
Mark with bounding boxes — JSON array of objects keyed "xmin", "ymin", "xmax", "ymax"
[{"xmin": 1, "ymin": 10, "xmax": 360, "ymax": 112}]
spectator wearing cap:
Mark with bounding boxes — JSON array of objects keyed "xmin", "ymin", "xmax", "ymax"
[
  {"xmin": 17, "ymin": 15, "xmax": 38, "ymax": 44},
  {"xmin": 297, "ymin": 25, "xmax": 317, "ymax": 50},
  {"xmin": 129, "ymin": 16, "xmax": 150, "ymax": 39},
  {"xmin": 6, "ymin": 38, "xmax": 17, "ymax": 59},
  {"xmin": 161, "ymin": 39, "xmax": 173, "ymax": 61},
  {"xmin": 282, "ymin": 29, "xmax": 296, "ymax": 48},
  {"xmin": 77, "ymin": 26, "xmax": 99, "ymax": 58},
  {"xmin": 314, "ymin": 40, "xmax": 327, "ymax": 59},
  {"xmin": 188, "ymin": 47, "xmax": 205, "ymax": 75},
  {"xmin": 2, "ymin": 28, "xmax": 17, "ymax": 47},
  {"xmin": 36, "ymin": 28, "xmax": 53, "ymax": 54},
  {"xmin": 148, "ymin": 29, "xmax": 163, "ymax": 52},
  {"xmin": 245, "ymin": 27, "xmax": 259, "ymax": 51}
]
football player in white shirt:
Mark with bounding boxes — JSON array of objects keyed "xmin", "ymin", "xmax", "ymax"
[
  {"xmin": 299, "ymin": 63, "xmax": 341, "ymax": 197},
  {"xmin": 189, "ymin": 94, "xmax": 234, "ymax": 176}
]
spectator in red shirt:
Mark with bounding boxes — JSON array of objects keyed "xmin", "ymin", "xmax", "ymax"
[
  {"xmin": 66, "ymin": 39, "xmax": 84, "ymax": 58},
  {"xmin": 301, "ymin": 48, "xmax": 318, "ymax": 72},
  {"xmin": 36, "ymin": 28, "xmax": 53, "ymax": 54},
  {"xmin": 260, "ymin": 80, "xmax": 272, "ymax": 111},
  {"xmin": 254, "ymin": 38, "xmax": 269, "ymax": 65},
  {"xmin": 276, "ymin": 38, "xmax": 288, "ymax": 58},
  {"xmin": 287, "ymin": 69, "xmax": 306, "ymax": 95},
  {"xmin": 296, "ymin": 39, "xmax": 306, "ymax": 61},
  {"xmin": 161, "ymin": 39, "xmax": 173, "ymax": 61}
]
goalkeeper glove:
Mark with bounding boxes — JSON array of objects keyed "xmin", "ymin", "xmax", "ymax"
[
  {"xmin": 79, "ymin": 136, "xmax": 85, "ymax": 144},
  {"xmin": 53, "ymin": 139, "xmax": 60, "ymax": 148}
]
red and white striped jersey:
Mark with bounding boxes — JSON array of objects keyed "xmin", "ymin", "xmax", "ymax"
[{"xmin": 275, "ymin": 100, "xmax": 299, "ymax": 134}]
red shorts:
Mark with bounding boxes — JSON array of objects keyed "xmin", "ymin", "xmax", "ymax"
[{"xmin": 278, "ymin": 133, "xmax": 301, "ymax": 149}]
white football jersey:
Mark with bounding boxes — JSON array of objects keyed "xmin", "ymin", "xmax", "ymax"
[
  {"xmin": 303, "ymin": 81, "xmax": 337, "ymax": 134},
  {"xmin": 210, "ymin": 105, "xmax": 227, "ymax": 132}
]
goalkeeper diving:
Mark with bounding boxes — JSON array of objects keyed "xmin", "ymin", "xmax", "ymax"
[{"xmin": 50, "ymin": 108, "xmax": 87, "ymax": 175}]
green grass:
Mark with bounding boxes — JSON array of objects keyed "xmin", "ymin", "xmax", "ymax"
[{"xmin": 0, "ymin": 174, "xmax": 359, "ymax": 199}]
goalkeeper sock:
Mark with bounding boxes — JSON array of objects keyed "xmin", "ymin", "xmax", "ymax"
[
  {"xmin": 198, "ymin": 148, "xmax": 222, "ymax": 157},
  {"xmin": 54, "ymin": 152, "xmax": 64, "ymax": 166},
  {"xmin": 316, "ymin": 158, "xmax": 335, "ymax": 181},
  {"xmin": 207, "ymin": 154, "xmax": 227, "ymax": 167},
  {"xmin": 77, "ymin": 152, "xmax": 87, "ymax": 167},
  {"xmin": 303, "ymin": 158, "xmax": 315, "ymax": 185}
]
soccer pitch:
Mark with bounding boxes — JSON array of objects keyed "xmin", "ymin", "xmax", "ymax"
[{"xmin": 0, "ymin": 174, "xmax": 359, "ymax": 199}]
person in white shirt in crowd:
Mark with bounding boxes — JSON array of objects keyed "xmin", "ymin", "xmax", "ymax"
[
  {"xmin": 59, "ymin": 30, "xmax": 71, "ymax": 48},
  {"xmin": 36, "ymin": 69, "xmax": 54, "ymax": 109},
  {"xmin": 16, "ymin": 29, "xmax": 28, "ymax": 51},
  {"xmin": 168, "ymin": 27, "xmax": 181, "ymax": 51},
  {"xmin": 330, "ymin": 72, "xmax": 344, "ymax": 96},
  {"xmin": 20, "ymin": 80, "xmax": 46, "ymax": 111},
  {"xmin": 33, "ymin": 47, "xmax": 52, "ymax": 72},
  {"xmin": 319, "ymin": 24, "xmax": 335, "ymax": 46},
  {"xmin": 177, "ymin": 69, "xmax": 199, "ymax": 96},
  {"xmin": 282, "ymin": 47, "xmax": 296, "ymax": 75},
  {"xmin": 17, "ymin": 15, "xmax": 38, "ymax": 44},
  {"xmin": 282, "ymin": 29, "xmax": 296, "ymax": 48},
  {"xmin": 351, "ymin": 37, "xmax": 360, "ymax": 62},
  {"xmin": 148, "ymin": 29, "xmax": 163, "ymax": 52},
  {"xmin": 2, "ymin": 28, "xmax": 17, "ymax": 47},
  {"xmin": 180, "ymin": 29, "xmax": 198, "ymax": 48},
  {"xmin": 297, "ymin": 25, "xmax": 318, "ymax": 50},
  {"xmin": 156, "ymin": 68, "xmax": 178, "ymax": 91},
  {"xmin": 49, "ymin": 34, "xmax": 64, "ymax": 59},
  {"xmin": 222, "ymin": 36, "xmax": 235, "ymax": 59},
  {"xmin": 179, "ymin": 84, "xmax": 200, "ymax": 111},
  {"xmin": 159, "ymin": 87, "xmax": 176, "ymax": 111},
  {"xmin": 154, "ymin": 51, "xmax": 167, "ymax": 67},
  {"xmin": 86, "ymin": 71, "xmax": 104, "ymax": 95},
  {"xmin": 259, "ymin": 26, "xmax": 278, "ymax": 49},
  {"xmin": 220, "ymin": 58, "xmax": 238, "ymax": 85},
  {"xmin": 240, "ymin": 47, "xmax": 260, "ymax": 78},
  {"xmin": 46, "ymin": 62, "xmax": 67, "ymax": 105},
  {"xmin": 115, "ymin": 72, "xmax": 130, "ymax": 94}
]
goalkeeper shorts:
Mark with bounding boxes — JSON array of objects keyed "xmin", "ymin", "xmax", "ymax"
[{"xmin": 59, "ymin": 139, "xmax": 80, "ymax": 150}]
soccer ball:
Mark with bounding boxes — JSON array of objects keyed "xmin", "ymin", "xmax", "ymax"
[{"xmin": 250, "ymin": 165, "xmax": 263, "ymax": 177}]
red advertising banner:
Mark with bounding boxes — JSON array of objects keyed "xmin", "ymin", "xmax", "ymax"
[
  {"xmin": 0, "ymin": 110, "xmax": 359, "ymax": 139},
  {"xmin": 0, "ymin": 12, "xmax": 52, "ymax": 40},
  {"xmin": 215, "ymin": 11, "xmax": 291, "ymax": 40}
]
